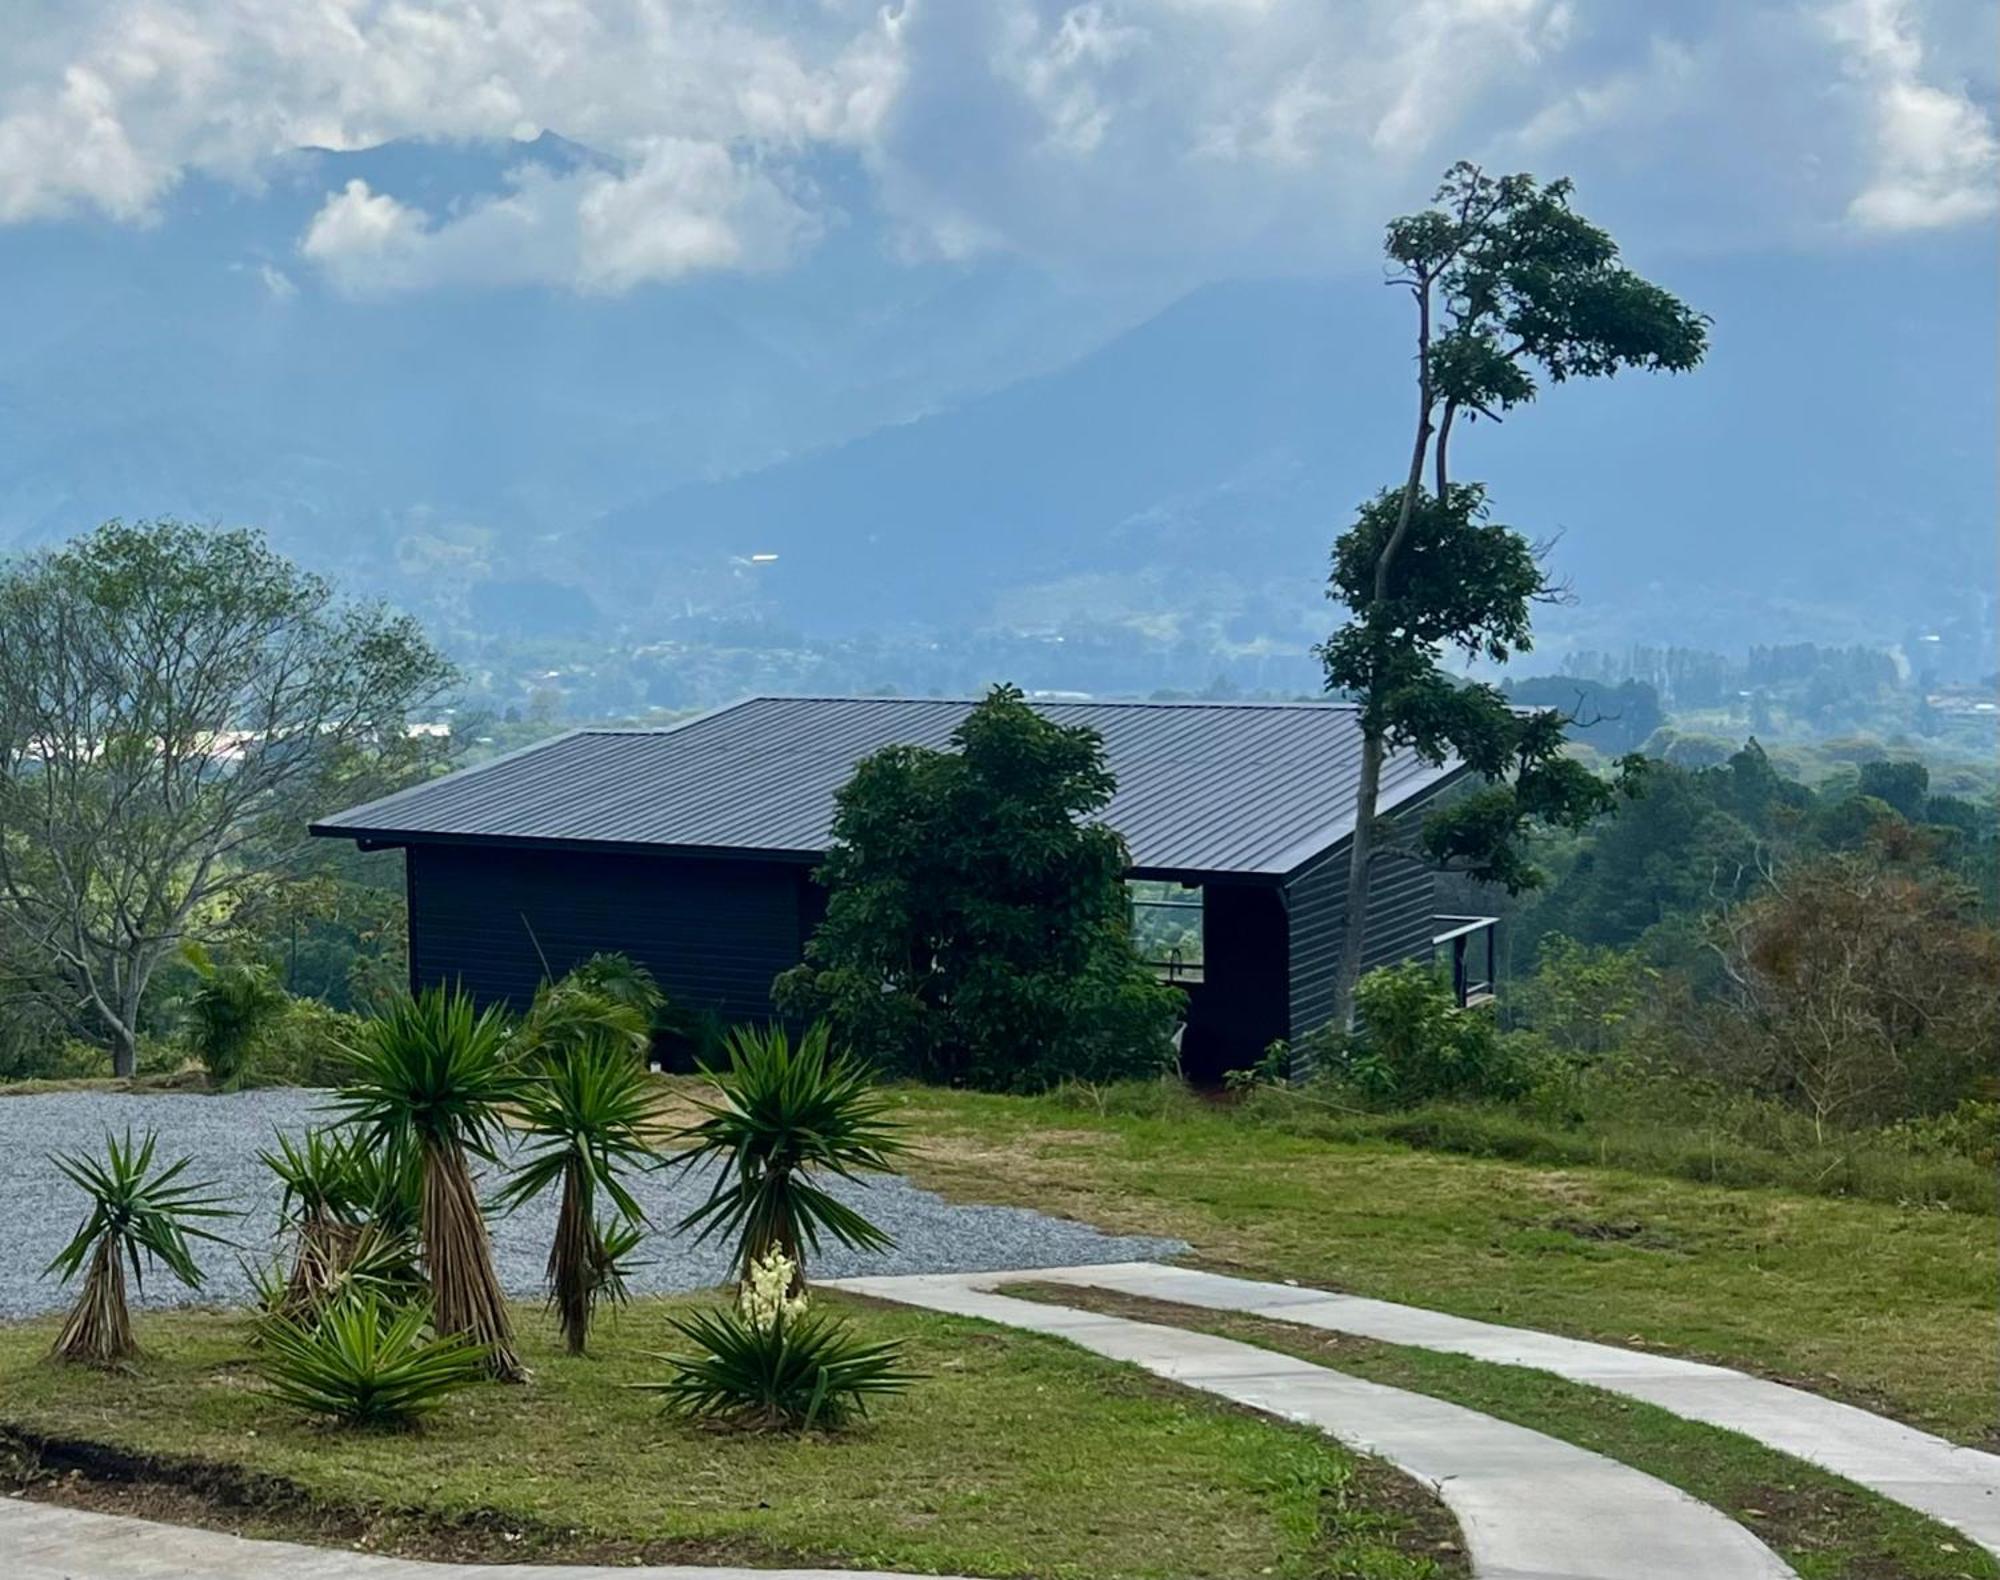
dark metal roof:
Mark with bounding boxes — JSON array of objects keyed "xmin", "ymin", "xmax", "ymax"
[{"xmin": 313, "ymin": 696, "xmax": 1462, "ymax": 878}]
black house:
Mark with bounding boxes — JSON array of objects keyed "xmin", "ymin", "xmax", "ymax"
[{"xmin": 311, "ymin": 696, "xmax": 1493, "ymax": 1080}]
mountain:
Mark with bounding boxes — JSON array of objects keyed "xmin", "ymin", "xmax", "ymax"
[
  {"xmin": 0, "ymin": 134, "xmax": 1170, "ymax": 614},
  {"xmin": 0, "ymin": 133, "xmax": 1992, "ymax": 682},
  {"xmin": 587, "ymin": 237, "xmax": 1997, "ymax": 665}
]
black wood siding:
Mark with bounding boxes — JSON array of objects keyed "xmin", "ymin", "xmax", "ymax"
[
  {"xmin": 406, "ymin": 844, "xmax": 811, "ymax": 1024},
  {"xmin": 1281, "ymin": 802, "xmax": 1445, "ymax": 1043}
]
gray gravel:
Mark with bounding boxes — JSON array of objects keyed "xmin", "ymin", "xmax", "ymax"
[{"xmin": 0, "ymin": 1090, "xmax": 1184, "ymax": 1318}]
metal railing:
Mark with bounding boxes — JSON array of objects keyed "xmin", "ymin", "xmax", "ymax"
[{"xmin": 1433, "ymin": 914, "xmax": 1499, "ymax": 1007}]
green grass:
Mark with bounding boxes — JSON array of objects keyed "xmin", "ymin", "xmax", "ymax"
[
  {"xmin": 1005, "ymin": 1282, "xmax": 1996, "ymax": 1580},
  {"xmin": 1237, "ymin": 1086, "xmax": 1994, "ymax": 1214},
  {"xmin": 0, "ymin": 1294, "xmax": 1460, "ymax": 1580},
  {"xmin": 891, "ymin": 1082, "xmax": 1999, "ymax": 1445}
]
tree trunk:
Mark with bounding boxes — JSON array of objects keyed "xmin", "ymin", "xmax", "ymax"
[
  {"xmin": 1329, "ymin": 273, "xmax": 1435, "ymax": 1033},
  {"xmin": 109, "ymin": 1025, "xmax": 138, "ymax": 1080},
  {"xmin": 1326, "ymin": 732, "xmax": 1386, "ymax": 1041},
  {"xmin": 422, "ymin": 1138, "xmax": 526, "ymax": 1381}
]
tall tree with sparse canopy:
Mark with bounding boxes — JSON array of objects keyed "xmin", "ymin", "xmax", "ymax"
[
  {"xmin": 0, "ymin": 521, "xmax": 453, "ymax": 1074},
  {"xmin": 1321, "ymin": 164, "xmax": 1708, "ymax": 1031}
]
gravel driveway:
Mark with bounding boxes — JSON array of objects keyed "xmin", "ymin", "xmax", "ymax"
[{"xmin": 0, "ymin": 1090, "xmax": 1183, "ymax": 1319}]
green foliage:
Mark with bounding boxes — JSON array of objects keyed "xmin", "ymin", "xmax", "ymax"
[
  {"xmin": 1503, "ymin": 935, "xmax": 1659, "ymax": 1058},
  {"xmin": 516, "ymin": 955, "xmax": 660, "ymax": 1067},
  {"xmin": 0, "ymin": 519, "xmax": 455, "ymax": 1077},
  {"xmin": 256, "ymin": 1295, "xmax": 489, "ymax": 1427},
  {"xmin": 249, "ymin": 997, "xmax": 369, "ymax": 1088},
  {"xmin": 335, "ymin": 986, "xmax": 523, "ymax": 1159},
  {"xmin": 46, "ymin": 1128, "xmax": 233, "ymax": 1292},
  {"xmin": 1302, "ymin": 963, "xmax": 1526, "ymax": 1107},
  {"xmin": 491, "ymin": 1036, "xmax": 659, "ymax": 1353},
  {"xmin": 179, "ymin": 943, "xmax": 290, "ymax": 1090},
  {"xmin": 671, "ymin": 1021, "xmax": 904, "ymax": 1283},
  {"xmin": 639, "ymin": 1303, "xmax": 917, "ymax": 1431},
  {"xmin": 332, "ymin": 984, "xmax": 526, "ymax": 1379},
  {"xmin": 775, "ymin": 683, "xmax": 1182, "ymax": 1090},
  {"xmin": 1320, "ymin": 163, "xmax": 1706, "ymax": 1023}
]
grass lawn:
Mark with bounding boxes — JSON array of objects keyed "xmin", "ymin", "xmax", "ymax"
[
  {"xmin": 1005, "ymin": 1283, "xmax": 1996, "ymax": 1580},
  {"xmin": 0, "ymin": 1294, "xmax": 1462, "ymax": 1580},
  {"xmin": 890, "ymin": 1083, "xmax": 2000, "ymax": 1446}
]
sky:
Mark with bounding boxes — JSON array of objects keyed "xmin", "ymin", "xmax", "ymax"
[{"xmin": 2, "ymin": 0, "xmax": 1994, "ymax": 297}]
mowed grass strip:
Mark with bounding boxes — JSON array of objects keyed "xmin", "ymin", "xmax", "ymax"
[
  {"xmin": 890, "ymin": 1083, "xmax": 1999, "ymax": 1445},
  {"xmin": 1002, "ymin": 1282, "xmax": 1996, "ymax": 1580},
  {"xmin": 0, "ymin": 1293, "xmax": 1463, "ymax": 1580}
]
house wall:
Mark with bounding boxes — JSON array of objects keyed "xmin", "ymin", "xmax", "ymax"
[
  {"xmin": 1281, "ymin": 805, "xmax": 1444, "ymax": 1044},
  {"xmin": 1175, "ymin": 880, "xmax": 1290, "ymax": 1084},
  {"xmin": 405, "ymin": 843, "xmax": 815, "ymax": 1025}
]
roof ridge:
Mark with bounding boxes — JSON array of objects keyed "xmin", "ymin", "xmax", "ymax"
[{"xmin": 684, "ymin": 693, "xmax": 1360, "ymax": 713}]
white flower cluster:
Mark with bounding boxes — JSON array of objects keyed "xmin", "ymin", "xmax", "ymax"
[{"xmin": 739, "ymin": 1247, "xmax": 810, "ymax": 1332}]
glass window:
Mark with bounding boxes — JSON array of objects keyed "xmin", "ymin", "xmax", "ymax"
[{"xmin": 1129, "ymin": 880, "xmax": 1205, "ymax": 982}]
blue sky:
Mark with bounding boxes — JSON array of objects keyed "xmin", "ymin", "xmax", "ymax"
[{"xmin": 2, "ymin": 1, "xmax": 1993, "ymax": 296}]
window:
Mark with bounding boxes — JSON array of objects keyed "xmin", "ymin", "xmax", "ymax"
[{"xmin": 1130, "ymin": 880, "xmax": 1205, "ymax": 982}]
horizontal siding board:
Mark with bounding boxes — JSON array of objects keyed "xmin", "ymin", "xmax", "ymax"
[
  {"xmin": 407, "ymin": 844, "xmax": 804, "ymax": 1024},
  {"xmin": 1281, "ymin": 788, "xmax": 1453, "ymax": 1043}
]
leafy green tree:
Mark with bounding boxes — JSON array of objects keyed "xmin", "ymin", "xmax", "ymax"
[
  {"xmin": 1856, "ymin": 759, "xmax": 1930, "ymax": 821},
  {"xmin": 336, "ymin": 986, "xmax": 528, "ymax": 1381},
  {"xmin": 1320, "ymin": 165, "xmax": 1707, "ymax": 1028},
  {"xmin": 775, "ymin": 684, "xmax": 1181, "ymax": 1089},
  {"xmin": 45, "ymin": 1128, "xmax": 232, "ymax": 1364},
  {"xmin": 0, "ymin": 521, "xmax": 454, "ymax": 1075}
]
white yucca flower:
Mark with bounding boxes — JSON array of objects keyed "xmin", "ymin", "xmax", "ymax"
[{"xmin": 739, "ymin": 1246, "xmax": 809, "ymax": 1331}]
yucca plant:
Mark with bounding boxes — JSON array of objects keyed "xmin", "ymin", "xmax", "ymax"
[
  {"xmin": 45, "ymin": 1129, "xmax": 233, "ymax": 1364},
  {"xmin": 181, "ymin": 941, "xmax": 289, "ymax": 1090},
  {"xmin": 335, "ymin": 986, "xmax": 529, "ymax": 1380},
  {"xmin": 259, "ymin": 1126, "xmax": 422, "ymax": 1321},
  {"xmin": 637, "ymin": 1253, "xmax": 915, "ymax": 1431},
  {"xmin": 671, "ymin": 1021, "xmax": 905, "ymax": 1289},
  {"xmin": 515, "ymin": 957, "xmax": 659, "ymax": 1067},
  {"xmin": 257, "ymin": 1293, "xmax": 489, "ymax": 1427},
  {"xmin": 491, "ymin": 1036, "xmax": 658, "ymax": 1354}
]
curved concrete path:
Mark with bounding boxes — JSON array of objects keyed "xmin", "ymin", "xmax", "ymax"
[
  {"xmin": 830, "ymin": 1270, "xmax": 1797, "ymax": 1580},
  {"xmin": 1003, "ymin": 1261, "xmax": 2000, "ymax": 1558},
  {"xmin": 0, "ymin": 1498, "xmax": 968, "ymax": 1580}
]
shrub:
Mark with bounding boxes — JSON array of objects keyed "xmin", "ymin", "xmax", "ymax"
[
  {"xmin": 638, "ymin": 1248, "xmax": 915, "ymax": 1430},
  {"xmin": 251, "ymin": 998, "xmax": 368, "ymax": 1088},
  {"xmin": 1298, "ymin": 962, "xmax": 1528, "ymax": 1107},
  {"xmin": 44, "ymin": 1128, "xmax": 233, "ymax": 1364},
  {"xmin": 671, "ymin": 1022, "xmax": 904, "ymax": 1287},
  {"xmin": 257, "ymin": 1295, "xmax": 489, "ymax": 1427},
  {"xmin": 180, "ymin": 943, "xmax": 290, "ymax": 1090}
]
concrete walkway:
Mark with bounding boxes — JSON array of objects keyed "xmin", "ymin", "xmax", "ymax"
[
  {"xmin": 998, "ymin": 1261, "xmax": 2000, "ymax": 1557},
  {"xmin": 0, "ymin": 1498, "xmax": 970, "ymax": 1580},
  {"xmin": 830, "ymin": 1270, "xmax": 1797, "ymax": 1580}
]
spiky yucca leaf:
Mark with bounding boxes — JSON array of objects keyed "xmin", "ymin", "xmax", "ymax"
[
  {"xmin": 637, "ymin": 1305, "xmax": 916, "ymax": 1431},
  {"xmin": 490, "ymin": 1036, "xmax": 658, "ymax": 1354},
  {"xmin": 334, "ymin": 986, "xmax": 526, "ymax": 1380},
  {"xmin": 257, "ymin": 1295, "xmax": 488, "ymax": 1427},
  {"xmin": 671, "ymin": 1021, "xmax": 905, "ymax": 1285},
  {"xmin": 45, "ymin": 1128, "xmax": 233, "ymax": 1363}
]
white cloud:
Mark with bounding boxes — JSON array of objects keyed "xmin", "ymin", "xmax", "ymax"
[
  {"xmin": 299, "ymin": 142, "xmax": 814, "ymax": 294},
  {"xmin": 1827, "ymin": 0, "xmax": 1999, "ymax": 231},
  {"xmin": 0, "ymin": 0, "xmax": 1992, "ymax": 288}
]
